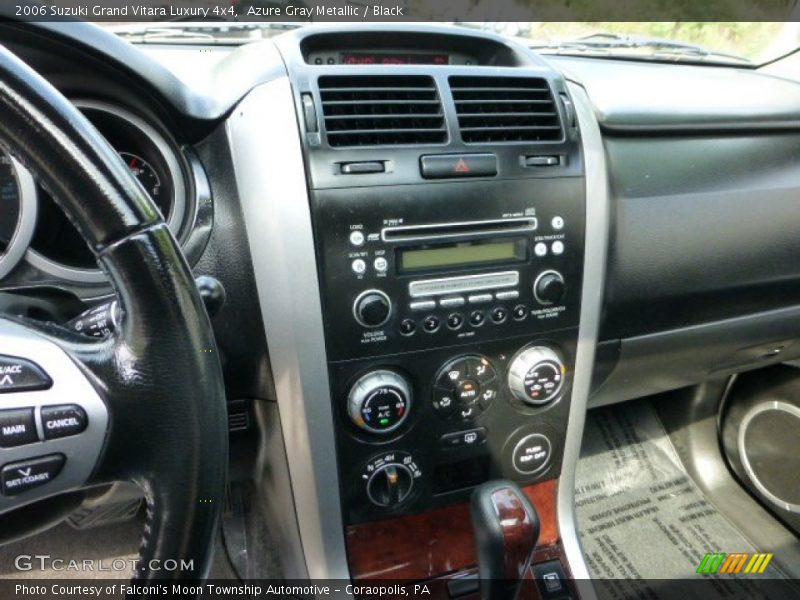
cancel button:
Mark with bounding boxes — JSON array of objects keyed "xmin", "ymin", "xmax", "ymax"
[{"xmin": 41, "ymin": 405, "xmax": 88, "ymax": 440}]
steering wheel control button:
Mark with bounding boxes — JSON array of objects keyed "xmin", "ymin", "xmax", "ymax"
[
  {"xmin": 513, "ymin": 304, "xmax": 528, "ymax": 321},
  {"xmin": 349, "ymin": 230, "xmax": 365, "ymax": 247},
  {"xmin": 0, "ymin": 355, "xmax": 52, "ymax": 394},
  {"xmin": 491, "ymin": 307, "xmax": 508, "ymax": 324},
  {"xmin": 0, "ymin": 408, "xmax": 38, "ymax": 447},
  {"xmin": 420, "ymin": 153, "xmax": 497, "ymax": 179},
  {"xmin": 40, "ymin": 405, "xmax": 88, "ymax": 440},
  {"xmin": 440, "ymin": 427, "xmax": 488, "ymax": 449},
  {"xmin": 353, "ymin": 290, "xmax": 392, "ymax": 328},
  {"xmin": 507, "ymin": 346, "xmax": 566, "ymax": 405},
  {"xmin": 399, "ymin": 319, "xmax": 416, "ymax": 336},
  {"xmin": 512, "ymin": 434, "xmax": 552, "ymax": 475},
  {"xmin": 551, "ymin": 216, "xmax": 565, "ymax": 230},
  {"xmin": 1, "ymin": 454, "xmax": 65, "ymax": 496},
  {"xmin": 534, "ymin": 271, "xmax": 566, "ymax": 306},
  {"xmin": 348, "ymin": 370, "xmax": 412, "ymax": 434},
  {"xmin": 434, "ymin": 355, "xmax": 497, "ymax": 420},
  {"xmin": 469, "ymin": 310, "xmax": 485, "ymax": 327},
  {"xmin": 447, "ymin": 313, "xmax": 464, "ymax": 330},
  {"xmin": 423, "ymin": 316, "xmax": 440, "ymax": 333}
]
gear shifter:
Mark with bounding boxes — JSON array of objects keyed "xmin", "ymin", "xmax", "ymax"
[{"xmin": 471, "ymin": 480, "xmax": 540, "ymax": 600}]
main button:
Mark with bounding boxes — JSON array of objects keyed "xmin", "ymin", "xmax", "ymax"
[
  {"xmin": 1, "ymin": 454, "xmax": 65, "ymax": 496},
  {"xmin": 420, "ymin": 153, "xmax": 497, "ymax": 179},
  {"xmin": 41, "ymin": 405, "xmax": 88, "ymax": 440},
  {"xmin": 0, "ymin": 355, "xmax": 52, "ymax": 394},
  {"xmin": 0, "ymin": 408, "xmax": 38, "ymax": 447}
]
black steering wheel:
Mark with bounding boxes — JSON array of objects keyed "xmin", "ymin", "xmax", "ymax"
[{"xmin": 0, "ymin": 44, "xmax": 227, "ymax": 588}]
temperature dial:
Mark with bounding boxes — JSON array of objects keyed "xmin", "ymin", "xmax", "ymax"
[
  {"xmin": 362, "ymin": 451, "xmax": 421, "ymax": 508},
  {"xmin": 507, "ymin": 346, "xmax": 565, "ymax": 405},
  {"xmin": 348, "ymin": 370, "xmax": 411, "ymax": 434}
]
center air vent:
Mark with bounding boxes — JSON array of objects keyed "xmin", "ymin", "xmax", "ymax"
[
  {"xmin": 318, "ymin": 75, "xmax": 447, "ymax": 147},
  {"xmin": 449, "ymin": 76, "xmax": 563, "ymax": 143}
]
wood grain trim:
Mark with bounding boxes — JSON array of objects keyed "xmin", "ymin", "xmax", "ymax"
[{"xmin": 346, "ymin": 479, "xmax": 559, "ymax": 581}]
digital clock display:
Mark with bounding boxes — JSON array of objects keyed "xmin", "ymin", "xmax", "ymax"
[
  {"xmin": 341, "ymin": 52, "xmax": 449, "ymax": 65},
  {"xmin": 399, "ymin": 238, "xmax": 527, "ymax": 272}
]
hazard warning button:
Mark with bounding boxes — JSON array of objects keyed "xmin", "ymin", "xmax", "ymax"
[
  {"xmin": 0, "ymin": 355, "xmax": 52, "ymax": 394},
  {"xmin": 420, "ymin": 153, "xmax": 497, "ymax": 179}
]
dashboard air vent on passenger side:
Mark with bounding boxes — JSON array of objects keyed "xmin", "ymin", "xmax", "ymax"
[
  {"xmin": 318, "ymin": 75, "xmax": 447, "ymax": 147},
  {"xmin": 449, "ymin": 76, "xmax": 563, "ymax": 143}
]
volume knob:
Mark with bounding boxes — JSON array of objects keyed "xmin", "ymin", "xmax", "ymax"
[
  {"xmin": 507, "ymin": 346, "xmax": 565, "ymax": 405},
  {"xmin": 353, "ymin": 289, "xmax": 392, "ymax": 328},
  {"xmin": 348, "ymin": 370, "xmax": 412, "ymax": 433}
]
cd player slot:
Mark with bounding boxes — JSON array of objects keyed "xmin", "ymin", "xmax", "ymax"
[{"xmin": 382, "ymin": 218, "xmax": 537, "ymax": 243}]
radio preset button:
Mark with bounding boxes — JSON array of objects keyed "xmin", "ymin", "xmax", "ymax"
[
  {"xmin": 552, "ymin": 216, "xmax": 565, "ymax": 230},
  {"xmin": 374, "ymin": 257, "xmax": 388, "ymax": 272},
  {"xmin": 491, "ymin": 307, "xmax": 508, "ymax": 324},
  {"xmin": 410, "ymin": 300, "xmax": 436, "ymax": 312},
  {"xmin": 447, "ymin": 313, "xmax": 464, "ymax": 330},
  {"xmin": 349, "ymin": 230, "xmax": 365, "ymax": 247},
  {"xmin": 513, "ymin": 305, "xmax": 528, "ymax": 321},
  {"xmin": 552, "ymin": 241, "xmax": 564, "ymax": 255},
  {"xmin": 468, "ymin": 293, "xmax": 493, "ymax": 305},
  {"xmin": 351, "ymin": 259, "xmax": 367, "ymax": 274},
  {"xmin": 534, "ymin": 242, "xmax": 548, "ymax": 257},
  {"xmin": 495, "ymin": 290, "xmax": 519, "ymax": 301},
  {"xmin": 469, "ymin": 311, "xmax": 485, "ymax": 327},
  {"xmin": 399, "ymin": 319, "xmax": 416, "ymax": 336},
  {"xmin": 440, "ymin": 296, "xmax": 466, "ymax": 308},
  {"xmin": 423, "ymin": 316, "xmax": 440, "ymax": 333}
]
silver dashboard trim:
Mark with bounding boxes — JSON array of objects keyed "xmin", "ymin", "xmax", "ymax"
[
  {"xmin": 226, "ymin": 77, "xmax": 350, "ymax": 580},
  {"xmin": 0, "ymin": 155, "xmax": 37, "ymax": 280},
  {"xmin": 556, "ymin": 82, "xmax": 609, "ymax": 593}
]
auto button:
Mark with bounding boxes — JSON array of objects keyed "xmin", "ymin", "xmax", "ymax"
[
  {"xmin": 41, "ymin": 405, "xmax": 88, "ymax": 440},
  {"xmin": 1, "ymin": 454, "xmax": 65, "ymax": 496},
  {"xmin": 0, "ymin": 355, "xmax": 52, "ymax": 393}
]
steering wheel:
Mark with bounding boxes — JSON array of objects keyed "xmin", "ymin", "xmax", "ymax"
[{"xmin": 0, "ymin": 44, "xmax": 227, "ymax": 586}]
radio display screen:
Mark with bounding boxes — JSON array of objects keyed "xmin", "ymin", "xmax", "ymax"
[{"xmin": 398, "ymin": 238, "xmax": 527, "ymax": 272}]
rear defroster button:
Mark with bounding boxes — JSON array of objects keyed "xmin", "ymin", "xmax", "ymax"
[
  {"xmin": 41, "ymin": 405, "xmax": 88, "ymax": 440},
  {"xmin": 1, "ymin": 454, "xmax": 65, "ymax": 496}
]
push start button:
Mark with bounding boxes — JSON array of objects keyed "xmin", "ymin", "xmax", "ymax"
[
  {"xmin": 0, "ymin": 355, "xmax": 52, "ymax": 393},
  {"xmin": 512, "ymin": 433, "xmax": 552, "ymax": 475},
  {"xmin": 1, "ymin": 454, "xmax": 65, "ymax": 496},
  {"xmin": 41, "ymin": 404, "xmax": 88, "ymax": 440}
]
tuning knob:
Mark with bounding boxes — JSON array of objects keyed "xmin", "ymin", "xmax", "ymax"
[
  {"xmin": 348, "ymin": 370, "xmax": 412, "ymax": 434},
  {"xmin": 507, "ymin": 346, "xmax": 565, "ymax": 405},
  {"xmin": 533, "ymin": 271, "xmax": 565, "ymax": 305},
  {"xmin": 367, "ymin": 463, "xmax": 415, "ymax": 507},
  {"xmin": 353, "ymin": 289, "xmax": 392, "ymax": 328}
]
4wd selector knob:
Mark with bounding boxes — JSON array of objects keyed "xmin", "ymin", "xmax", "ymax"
[
  {"xmin": 353, "ymin": 289, "xmax": 392, "ymax": 328},
  {"xmin": 507, "ymin": 346, "xmax": 565, "ymax": 405},
  {"xmin": 367, "ymin": 463, "xmax": 415, "ymax": 507},
  {"xmin": 348, "ymin": 370, "xmax": 411, "ymax": 434}
]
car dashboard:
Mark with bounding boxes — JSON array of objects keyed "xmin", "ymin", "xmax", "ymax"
[{"xmin": 1, "ymin": 21, "xmax": 800, "ymax": 590}]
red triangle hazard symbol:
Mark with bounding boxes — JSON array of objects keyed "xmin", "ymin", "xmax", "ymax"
[{"xmin": 454, "ymin": 158, "xmax": 470, "ymax": 173}]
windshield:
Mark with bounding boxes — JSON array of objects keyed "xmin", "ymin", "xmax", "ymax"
[
  {"xmin": 455, "ymin": 22, "xmax": 795, "ymax": 66},
  {"xmin": 101, "ymin": 21, "xmax": 798, "ymax": 66}
]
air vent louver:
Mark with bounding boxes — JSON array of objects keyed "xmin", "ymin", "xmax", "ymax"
[
  {"xmin": 449, "ymin": 76, "xmax": 563, "ymax": 143},
  {"xmin": 319, "ymin": 75, "xmax": 447, "ymax": 147}
]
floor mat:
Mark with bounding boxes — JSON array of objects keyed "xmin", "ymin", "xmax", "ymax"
[{"xmin": 575, "ymin": 402, "xmax": 798, "ymax": 599}]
